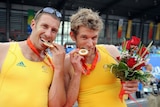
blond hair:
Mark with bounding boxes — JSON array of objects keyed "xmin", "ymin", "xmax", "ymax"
[{"xmin": 70, "ymin": 8, "xmax": 103, "ymax": 35}]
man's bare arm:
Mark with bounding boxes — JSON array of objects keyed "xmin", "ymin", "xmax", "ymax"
[
  {"xmin": 48, "ymin": 44, "xmax": 66, "ymax": 107},
  {"xmin": 64, "ymin": 53, "xmax": 83, "ymax": 107}
]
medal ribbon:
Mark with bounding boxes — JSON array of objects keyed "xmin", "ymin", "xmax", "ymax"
[
  {"xmin": 82, "ymin": 51, "xmax": 98, "ymax": 75},
  {"xmin": 26, "ymin": 38, "xmax": 54, "ymax": 70}
]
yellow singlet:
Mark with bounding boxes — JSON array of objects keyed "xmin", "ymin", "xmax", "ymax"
[
  {"xmin": 78, "ymin": 45, "xmax": 127, "ymax": 107},
  {"xmin": 0, "ymin": 42, "xmax": 53, "ymax": 107}
]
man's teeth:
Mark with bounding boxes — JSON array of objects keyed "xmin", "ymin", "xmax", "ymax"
[
  {"xmin": 41, "ymin": 38, "xmax": 45, "ymax": 42},
  {"xmin": 41, "ymin": 39, "xmax": 48, "ymax": 43}
]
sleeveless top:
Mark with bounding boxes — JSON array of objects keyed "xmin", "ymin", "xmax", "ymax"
[
  {"xmin": 0, "ymin": 42, "xmax": 53, "ymax": 107},
  {"xmin": 78, "ymin": 45, "xmax": 127, "ymax": 107}
]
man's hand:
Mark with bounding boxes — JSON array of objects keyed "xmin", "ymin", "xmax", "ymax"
[
  {"xmin": 123, "ymin": 80, "xmax": 139, "ymax": 94},
  {"xmin": 69, "ymin": 49, "xmax": 86, "ymax": 75},
  {"xmin": 50, "ymin": 43, "xmax": 65, "ymax": 71}
]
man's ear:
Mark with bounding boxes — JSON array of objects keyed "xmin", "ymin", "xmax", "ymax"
[
  {"xmin": 30, "ymin": 19, "xmax": 36, "ymax": 29},
  {"xmin": 70, "ymin": 31, "xmax": 76, "ymax": 41}
]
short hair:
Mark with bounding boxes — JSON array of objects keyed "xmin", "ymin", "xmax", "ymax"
[{"xmin": 70, "ymin": 8, "xmax": 103, "ymax": 35}]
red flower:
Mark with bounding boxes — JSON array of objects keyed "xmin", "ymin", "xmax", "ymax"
[
  {"xmin": 122, "ymin": 40, "xmax": 131, "ymax": 50},
  {"xmin": 135, "ymin": 62, "xmax": 146, "ymax": 70},
  {"xmin": 130, "ymin": 36, "xmax": 140, "ymax": 46},
  {"xmin": 127, "ymin": 58, "xmax": 137, "ymax": 68},
  {"xmin": 138, "ymin": 47, "xmax": 149, "ymax": 58}
]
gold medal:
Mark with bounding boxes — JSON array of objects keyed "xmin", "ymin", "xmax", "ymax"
[
  {"xmin": 78, "ymin": 49, "xmax": 88, "ymax": 56},
  {"xmin": 42, "ymin": 39, "xmax": 54, "ymax": 48}
]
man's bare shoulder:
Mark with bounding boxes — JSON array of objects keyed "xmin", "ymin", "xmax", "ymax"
[
  {"xmin": 0, "ymin": 42, "xmax": 11, "ymax": 71},
  {"xmin": 99, "ymin": 44, "xmax": 118, "ymax": 52},
  {"xmin": 103, "ymin": 44, "xmax": 117, "ymax": 49},
  {"xmin": 65, "ymin": 54, "xmax": 71, "ymax": 63},
  {"xmin": 99, "ymin": 44, "xmax": 120, "ymax": 59},
  {"xmin": 0, "ymin": 42, "xmax": 10, "ymax": 54},
  {"xmin": 64, "ymin": 54, "xmax": 72, "ymax": 72},
  {"xmin": 0, "ymin": 42, "xmax": 10, "ymax": 46}
]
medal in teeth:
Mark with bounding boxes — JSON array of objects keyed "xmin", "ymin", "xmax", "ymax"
[{"xmin": 42, "ymin": 39, "xmax": 54, "ymax": 48}]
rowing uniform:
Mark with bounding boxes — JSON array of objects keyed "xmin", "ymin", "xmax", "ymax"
[
  {"xmin": 78, "ymin": 45, "xmax": 127, "ymax": 107},
  {"xmin": 0, "ymin": 42, "xmax": 53, "ymax": 107}
]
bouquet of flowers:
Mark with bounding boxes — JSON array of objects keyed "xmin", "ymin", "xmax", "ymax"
[
  {"xmin": 107, "ymin": 36, "xmax": 153, "ymax": 102},
  {"xmin": 108, "ymin": 36, "xmax": 152, "ymax": 83}
]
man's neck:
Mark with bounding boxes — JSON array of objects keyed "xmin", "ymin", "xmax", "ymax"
[
  {"xmin": 85, "ymin": 49, "xmax": 98, "ymax": 64},
  {"xmin": 20, "ymin": 41, "xmax": 45, "ymax": 62}
]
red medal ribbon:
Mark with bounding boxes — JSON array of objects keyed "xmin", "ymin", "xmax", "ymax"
[
  {"xmin": 82, "ymin": 51, "xmax": 98, "ymax": 75},
  {"xmin": 27, "ymin": 38, "xmax": 54, "ymax": 70}
]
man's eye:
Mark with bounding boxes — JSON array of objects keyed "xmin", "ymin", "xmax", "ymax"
[
  {"xmin": 83, "ymin": 37, "xmax": 87, "ymax": 39},
  {"xmin": 42, "ymin": 25, "xmax": 48, "ymax": 29},
  {"xmin": 93, "ymin": 37, "xmax": 97, "ymax": 40}
]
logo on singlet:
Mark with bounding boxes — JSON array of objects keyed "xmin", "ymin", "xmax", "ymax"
[
  {"xmin": 42, "ymin": 65, "xmax": 48, "ymax": 73},
  {"xmin": 16, "ymin": 61, "xmax": 26, "ymax": 67}
]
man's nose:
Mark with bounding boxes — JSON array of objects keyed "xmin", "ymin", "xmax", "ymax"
[
  {"xmin": 45, "ymin": 29, "xmax": 52, "ymax": 37},
  {"xmin": 87, "ymin": 39, "xmax": 94, "ymax": 47}
]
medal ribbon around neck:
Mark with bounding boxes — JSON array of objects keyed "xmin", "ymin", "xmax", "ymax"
[
  {"xmin": 27, "ymin": 38, "xmax": 54, "ymax": 70},
  {"xmin": 82, "ymin": 51, "xmax": 98, "ymax": 75}
]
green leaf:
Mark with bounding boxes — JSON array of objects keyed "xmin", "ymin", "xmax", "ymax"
[
  {"xmin": 118, "ymin": 62, "xmax": 128, "ymax": 70},
  {"xmin": 124, "ymin": 70, "xmax": 129, "ymax": 78}
]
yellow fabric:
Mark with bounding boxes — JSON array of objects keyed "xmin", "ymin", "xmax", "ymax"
[
  {"xmin": 0, "ymin": 42, "xmax": 53, "ymax": 107},
  {"xmin": 78, "ymin": 45, "xmax": 127, "ymax": 107}
]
